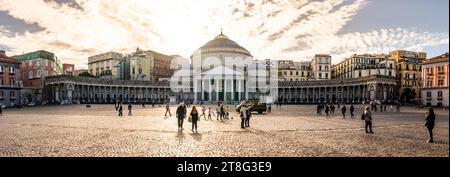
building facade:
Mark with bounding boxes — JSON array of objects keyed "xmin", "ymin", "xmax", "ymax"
[
  {"xmin": 0, "ymin": 50, "xmax": 22, "ymax": 107},
  {"xmin": 12, "ymin": 50, "xmax": 63, "ymax": 103},
  {"xmin": 119, "ymin": 48, "xmax": 174, "ymax": 81},
  {"xmin": 88, "ymin": 52, "xmax": 123, "ymax": 77},
  {"xmin": 44, "ymin": 75, "xmax": 173, "ymax": 104},
  {"xmin": 189, "ymin": 31, "xmax": 255, "ymax": 103},
  {"xmin": 311, "ymin": 54, "xmax": 331, "ymax": 80},
  {"xmin": 421, "ymin": 53, "xmax": 449, "ymax": 107},
  {"xmin": 332, "ymin": 54, "xmax": 396, "ymax": 79},
  {"xmin": 388, "ymin": 50, "xmax": 426, "ymax": 101},
  {"xmin": 63, "ymin": 64, "xmax": 75, "ymax": 75},
  {"xmin": 277, "ymin": 60, "xmax": 311, "ymax": 81}
]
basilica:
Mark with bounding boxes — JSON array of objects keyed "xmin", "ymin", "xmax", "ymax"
[{"xmin": 43, "ymin": 31, "xmax": 398, "ymax": 105}]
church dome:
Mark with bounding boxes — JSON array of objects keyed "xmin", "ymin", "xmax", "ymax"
[{"xmin": 193, "ymin": 31, "xmax": 252, "ymax": 57}]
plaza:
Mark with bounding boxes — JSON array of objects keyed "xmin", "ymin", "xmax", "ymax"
[{"xmin": 0, "ymin": 104, "xmax": 448, "ymax": 157}]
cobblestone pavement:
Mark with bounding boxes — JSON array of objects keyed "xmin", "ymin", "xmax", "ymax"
[{"xmin": 0, "ymin": 104, "xmax": 448, "ymax": 157}]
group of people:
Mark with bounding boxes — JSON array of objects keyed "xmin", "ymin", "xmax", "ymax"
[
  {"xmin": 109, "ymin": 99, "xmax": 437, "ymax": 143},
  {"xmin": 114, "ymin": 100, "xmax": 133, "ymax": 117},
  {"xmin": 369, "ymin": 103, "xmax": 400, "ymax": 113},
  {"xmin": 239, "ymin": 106, "xmax": 252, "ymax": 128},
  {"xmin": 316, "ymin": 103, "xmax": 355, "ymax": 118},
  {"xmin": 174, "ymin": 103, "xmax": 239, "ymax": 133}
]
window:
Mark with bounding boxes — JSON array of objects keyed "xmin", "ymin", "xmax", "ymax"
[
  {"xmin": 10, "ymin": 66, "xmax": 14, "ymax": 74},
  {"xmin": 319, "ymin": 65, "xmax": 322, "ymax": 71},
  {"xmin": 438, "ymin": 91, "xmax": 443, "ymax": 97},
  {"xmin": 0, "ymin": 65, "xmax": 3, "ymax": 73},
  {"xmin": 319, "ymin": 73, "xmax": 322, "ymax": 78},
  {"xmin": 426, "ymin": 91, "xmax": 432, "ymax": 97},
  {"xmin": 0, "ymin": 91, "xmax": 3, "ymax": 99},
  {"xmin": 37, "ymin": 70, "xmax": 41, "ymax": 78},
  {"xmin": 325, "ymin": 73, "xmax": 328, "ymax": 78},
  {"xmin": 325, "ymin": 66, "xmax": 329, "ymax": 71},
  {"xmin": 10, "ymin": 91, "xmax": 15, "ymax": 99},
  {"xmin": 29, "ymin": 71, "xmax": 33, "ymax": 79}
]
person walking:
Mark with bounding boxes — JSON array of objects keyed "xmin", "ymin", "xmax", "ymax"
[
  {"xmin": 316, "ymin": 104, "xmax": 321, "ymax": 115},
  {"xmin": 190, "ymin": 106, "xmax": 199, "ymax": 133},
  {"xmin": 226, "ymin": 106, "xmax": 231, "ymax": 119},
  {"xmin": 118, "ymin": 102, "xmax": 123, "ymax": 117},
  {"xmin": 165, "ymin": 102, "xmax": 172, "ymax": 117},
  {"xmin": 240, "ymin": 108, "xmax": 246, "ymax": 129},
  {"xmin": 341, "ymin": 105, "xmax": 346, "ymax": 119},
  {"xmin": 325, "ymin": 104, "xmax": 330, "ymax": 117},
  {"xmin": 425, "ymin": 108, "xmax": 435, "ymax": 143},
  {"xmin": 128, "ymin": 102, "xmax": 133, "ymax": 116},
  {"xmin": 151, "ymin": 100, "xmax": 155, "ymax": 108},
  {"xmin": 396, "ymin": 104, "xmax": 400, "ymax": 112},
  {"xmin": 216, "ymin": 107, "xmax": 220, "ymax": 120},
  {"xmin": 220, "ymin": 104, "xmax": 225, "ymax": 121},
  {"xmin": 115, "ymin": 100, "xmax": 119, "ymax": 112},
  {"xmin": 207, "ymin": 107, "xmax": 215, "ymax": 120},
  {"xmin": 245, "ymin": 107, "xmax": 252, "ymax": 127},
  {"xmin": 362, "ymin": 106, "xmax": 374, "ymax": 133},
  {"xmin": 350, "ymin": 104, "xmax": 355, "ymax": 118},
  {"xmin": 176, "ymin": 103, "xmax": 187, "ymax": 130},
  {"xmin": 200, "ymin": 105, "xmax": 206, "ymax": 119},
  {"xmin": 268, "ymin": 104, "xmax": 272, "ymax": 113},
  {"xmin": 330, "ymin": 104, "xmax": 335, "ymax": 114},
  {"xmin": 390, "ymin": 105, "xmax": 393, "ymax": 112}
]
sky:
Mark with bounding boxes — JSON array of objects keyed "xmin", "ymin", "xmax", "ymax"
[{"xmin": 0, "ymin": 0, "xmax": 448, "ymax": 69}]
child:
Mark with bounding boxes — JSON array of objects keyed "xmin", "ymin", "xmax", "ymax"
[{"xmin": 207, "ymin": 107, "xmax": 215, "ymax": 120}]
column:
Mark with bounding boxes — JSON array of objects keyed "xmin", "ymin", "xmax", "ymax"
[
  {"xmin": 209, "ymin": 80, "xmax": 212, "ymax": 102},
  {"xmin": 216, "ymin": 79, "xmax": 220, "ymax": 102}
]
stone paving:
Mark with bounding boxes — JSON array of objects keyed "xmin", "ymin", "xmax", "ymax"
[{"xmin": 0, "ymin": 104, "xmax": 448, "ymax": 157}]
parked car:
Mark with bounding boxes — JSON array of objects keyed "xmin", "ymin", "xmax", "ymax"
[
  {"xmin": 236, "ymin": 100, "xmax": 267, "ymax": 114},
  {"xmin": 60, "ymin": 100, "xmax": 72, "ymax": 105},
  {"xmin": 27, "ymin": 102, "xmax": 36, "ymax": 106},
  {"xmin": 0, "ymin": 103, "xmax": 6, "ymax": 109}
]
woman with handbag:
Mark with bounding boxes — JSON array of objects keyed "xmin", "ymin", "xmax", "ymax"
[
  {"xmin": 190, "ymin": 106, "xmax": 199, "ymax": 133},
  {"xmin": 425, "ymin": 108, "xmax": 435, "ymax": 143}
]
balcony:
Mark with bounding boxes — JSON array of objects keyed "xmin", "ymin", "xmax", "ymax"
[{"xmin": 437, "ymin": 97, "xmax": 443, "ymax": 101}]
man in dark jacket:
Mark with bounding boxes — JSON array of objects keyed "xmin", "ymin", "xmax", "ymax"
[
  {"xmin": 350, "ymin": 104, "xmax": 355, "ymax": 118},
  {"xmin": 176, "ymin": 103, "xmax": 187, "ymax": 130},
  {"xmin": 341, "ymin": 105, "xmax": 346, "ymax": 119}
]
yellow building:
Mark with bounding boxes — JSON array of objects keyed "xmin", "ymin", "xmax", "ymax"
[
  {"xmin": 88, "ymin": 52, "xmax": 123, "ymax": 77},
  {"xmin": 121, "ymin": 48, "xmax": 173, "ymax": 81},
  {"xmin": 388, "ymin": 50, "xmax": 426, "ymax": 102}
]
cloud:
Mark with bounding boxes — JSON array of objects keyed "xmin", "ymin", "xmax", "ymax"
[{"xmin": 0, "ymin": 0, "xmax": 448, "ymax": 69}]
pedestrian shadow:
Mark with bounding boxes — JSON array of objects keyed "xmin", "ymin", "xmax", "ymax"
[
  {"xmin": 175, "ymin": 129, "xmax": 186, "ymax": 142},
  {"xmin": 190, "ymin": 132, "xmax": 202, "ymax": 142}
]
